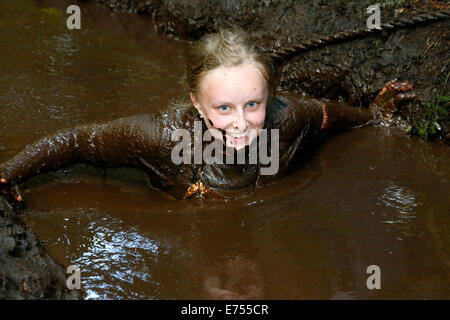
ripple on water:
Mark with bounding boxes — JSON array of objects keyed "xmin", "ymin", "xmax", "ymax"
[
  {"xmin": 378, "ymin": 182, "xmax": 420, "ymax": 224},
  {"xmin": 74, "ymin": 218, "xmax": 161, "ymax": 299}
]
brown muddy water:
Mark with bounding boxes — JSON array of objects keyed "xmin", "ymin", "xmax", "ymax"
[{"xmin": 1, "ymin": 0, "xmax": 449, "ymax": 299}]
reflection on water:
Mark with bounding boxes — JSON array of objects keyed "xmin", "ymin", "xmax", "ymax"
[
  {"xmin": 378, "ymin": 182, "xmax": 419, "ymax": 223},
  {"xmin": 0, "ymin": 0, "xmax": 188, "ymax": 160},
  {"xmin": 1, "ymin": 0, "xmax": 449, "ymax": 299},
  {"xmin": 78, "ymin": 221, "xmax": 160, "ymax": 299}
]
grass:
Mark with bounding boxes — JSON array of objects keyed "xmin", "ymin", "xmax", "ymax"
[{"xmin": 406, "ymin": 96, "xmax": 449, "ymax": 141}]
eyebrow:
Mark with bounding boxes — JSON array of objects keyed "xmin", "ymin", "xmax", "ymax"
[
  {"xmin": 211, "ymin": 97, "xmax": 265, "ymax": 107},
  {"xmin": 211, "ymin": 101, "xmax": 233, "ymax": 108}
]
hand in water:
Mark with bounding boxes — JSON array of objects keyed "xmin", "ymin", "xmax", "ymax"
[
  {"xmin": 0, "ymin": 177, "xmax": 23, "ymax": 207},
  {"xmin": 369, "ymin": 79, "xmax": 417, "ymax": 125}
]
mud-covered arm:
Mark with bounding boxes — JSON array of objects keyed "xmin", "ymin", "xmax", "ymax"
[
  {"xmin": 320, "ymin": 80, "xmax": 417, "ymax": 130},
  {"xmin": 271, "ymin": 81, "xmax": 416, "ymax": 165},
  {"xmin": 271, "ymin": 92, "xmax": 373, "ymax": 139},
  {"xmin": 268, "ymin": 92, "xmax": 376, "ymax": 170},
  {"xmin": 265, "ymin": 93, "xmax": 325, "ymax": 169},
  {"xmin": 0, "ymin": 114, "xmax": 167, "ymax": 186}
]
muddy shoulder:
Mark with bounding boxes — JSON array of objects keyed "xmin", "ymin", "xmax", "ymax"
[{"xmin": 0, "ymin": 196, "xmax": 82, "ymax": 299}]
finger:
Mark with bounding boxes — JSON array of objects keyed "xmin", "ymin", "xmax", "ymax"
[
  {"xmin": 386, "ymin": 78, "xmax": 398, "ymax": 86},
  {"xmin": 396, "ymin": 92, "xmax": 416, "ymax": 102},
  {"xmin": 0, "ymin": 178, "xmax": 7, "ymax": 184},
  {"xmin": 394, "ymin": 82, "xmax": 413, "ymax": 92},
  {"xmin": 388, "ymin": 81, "xmax": 413, "ymax": 92},
  {"xmin": 12, "ymin": 185, "xmax": 23, "ymax": 202}
]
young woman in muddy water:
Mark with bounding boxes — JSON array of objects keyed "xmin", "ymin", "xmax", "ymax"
[{"xmin": 0, "ymin": 29, "xmax": 416, "ymax": 205}]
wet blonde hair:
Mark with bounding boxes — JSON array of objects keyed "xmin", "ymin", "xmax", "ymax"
[{"xmin": 186, "ymin": 29, "xmax": 275, "ymax": 99}]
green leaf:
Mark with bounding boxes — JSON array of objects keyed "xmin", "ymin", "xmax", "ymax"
[
  {"xmin": 418, "ymin": 127, "xmax": 428, "ymax": 140},
  {"xmin": 437, "ymin": 106, "xmax": 448, "ymax": 116},
  {"xmin": 437, "ymin": 96, "xmax": 450, "ymax": 102},
  {"xmin": 40, "ymin": 8, "xmax": 62, "ymax": 16},
  {"xmin": 434, "ymin": 122, "xmax": 441, "ymax": 131}
]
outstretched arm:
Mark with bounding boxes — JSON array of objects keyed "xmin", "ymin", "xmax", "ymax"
[
  {"xmin": 0, "ymin": 114, "xmax": 165, "ymax": 203},
  {"xmin": 320, "ymin": 80, "xmax": 416, "ymax": 131},
  {"xmin": 269, "ymin": 80, "xmax": 416, "ymax": 172}
]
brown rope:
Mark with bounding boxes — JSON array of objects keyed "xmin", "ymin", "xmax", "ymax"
[{"xmin": 266, "ymin": 10, "xmax": 450, "ymax": 64}]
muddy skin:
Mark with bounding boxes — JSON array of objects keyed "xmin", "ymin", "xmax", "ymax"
[
  {"xmin": 1, "ymin": 90, "xmax": 393, "ymax": 202},
  {"xmin": 0, "ymin": 196, "xmax": 82, "ymax": 299}
]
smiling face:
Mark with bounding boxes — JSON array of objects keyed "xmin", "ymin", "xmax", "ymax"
[{"xmin": 190, "ymin": 63, "xmax": 269, "ymax": 150}]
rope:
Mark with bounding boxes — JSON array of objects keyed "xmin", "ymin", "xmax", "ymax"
[{"xmin": 266, "ymin": 10, "xmax": 450, "ymax": 64}]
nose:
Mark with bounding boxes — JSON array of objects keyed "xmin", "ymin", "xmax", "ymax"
[{"xmin": 233, "ymin": 108, "xmax": 247, "ymax": 131}]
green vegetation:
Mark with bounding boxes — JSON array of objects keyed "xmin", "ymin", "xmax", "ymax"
[
  {"xmin": 406, "ymin": 96, "xmax": 449, "ymax": 141},
  {"xmin": 40, "ymin": 7, "xmax": 63, "ymax": 17}
]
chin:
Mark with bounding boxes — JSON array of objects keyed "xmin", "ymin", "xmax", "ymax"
[{"xmin": 232, "ymin": 143, "xmax": 247, "ymax": 151}]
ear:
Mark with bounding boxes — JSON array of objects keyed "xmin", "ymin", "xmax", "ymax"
[{"xmin": 190, "ymin": 92, "xmax": 204, "ymax": 118}]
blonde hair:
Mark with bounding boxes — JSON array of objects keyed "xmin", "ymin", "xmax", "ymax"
[{"xmin": 185, "ymin": 29, "xmax": 275, "ymax": 98}]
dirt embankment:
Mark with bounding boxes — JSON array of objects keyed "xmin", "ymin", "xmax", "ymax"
[
  {"xmin": 0, "ymin": 196, "xmax": 82, "ymax": 299},
  {"xmin": 86, "ymin": 0, "xmax": 450, "ymax": 143}
]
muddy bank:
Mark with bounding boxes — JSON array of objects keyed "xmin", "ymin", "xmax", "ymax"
[
  {"xmin": 85, "ymin": 0, "xmax": 450, "ymax": 143},
  {"xmin": 0, "ymin": 196, "xmax": 82, "ymax": 299}
]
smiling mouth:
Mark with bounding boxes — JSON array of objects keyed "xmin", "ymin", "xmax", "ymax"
[{"xmin": 227, "ymin": 130, "xmax": 250, "ymax": 141}]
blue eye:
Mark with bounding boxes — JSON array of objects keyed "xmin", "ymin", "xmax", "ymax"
[
  {"xmin": 247, "ymin": 101, "xmax": 258, "ymax": 108},
  {"xmin": 218, "ymin": 105, "xmax": 230, "ymax": 112}
]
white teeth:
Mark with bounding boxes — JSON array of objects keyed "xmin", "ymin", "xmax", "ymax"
[
  {"xmin": 228, "ymin": 131, "xmax": 248, "ymax": 138},
  {"xmin": 233, "ymin": 133, "xmax": 246, "ymax": 138}
]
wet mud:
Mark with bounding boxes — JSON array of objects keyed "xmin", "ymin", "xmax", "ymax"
[{"xmin": 0, "ymin": 196, "xmax": 81, "ymax": 299}]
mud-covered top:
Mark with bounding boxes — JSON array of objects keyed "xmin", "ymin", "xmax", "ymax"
[
  {"xmin": 0, "ymin": 93, "xmax": 323, "ymax": 200},
  {"xmin": 181, "ymin": 92, "xmax": 324, "ymax": 199}
]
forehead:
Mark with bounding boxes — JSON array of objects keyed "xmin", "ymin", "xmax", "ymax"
[{"xmin": 199, "ymin": 64, "xmax": 268, "ymax": 104}]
